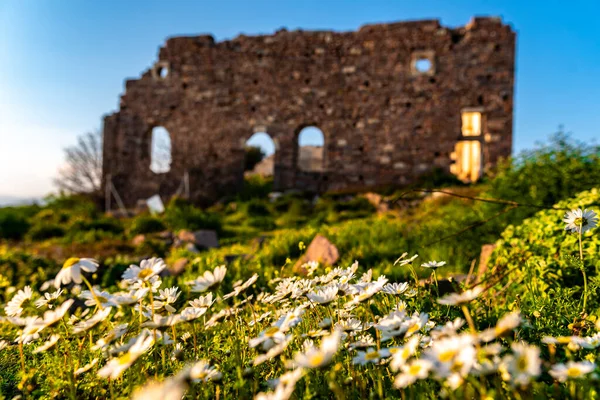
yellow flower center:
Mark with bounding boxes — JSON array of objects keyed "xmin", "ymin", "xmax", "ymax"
[
  {"xmin": 495, "ymin": 326, "xmax": 507, "ymax": 337},
  {"xmin": 409, "ymin": 364, "xmax": 422, "ymax": 375},
  {"xmin": 406, "ymin": 324, "xmax": 420, "ymax": 335},
  {"xmin": 265, "ymin": 326, "xmax": 280, "ymax": 336},
  {"xmin": 439, "ymin": 350, "xmax": 456, "ymax": 363},
  {"xmin": 517, "ymin": 356, "xmax": 528, "ymax": 371},
  {"xmin": 118, "ymin": 352, "xmax": 134, "ymax": 366},
  {"xmin": 365, "ymin": 351, "xmax": 380, "ymax": 361},
  {"xmin": 195, "ymin": 371, "xmax": 207, "ymax": 379},
  {"xmin": 567, "ymin": 367, "xmax": 582, "ymax": 378},
  {"xmin": 63, "ymin": 257, "xmax": 80, "ymax": 269},
  {"xmin": 138, "ymin": 269, "xmax": 153, "ymax": 280},
  {"xmin": 309, "ymin": 353, "xmax": 325, "ymax": 367},
  {"xmin": 402, "ymin": 348, "xmax": 411, "ymax": 359}
]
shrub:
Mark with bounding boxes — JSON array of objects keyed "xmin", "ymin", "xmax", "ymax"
[
  {"xmin": 237, "ymin": 175, "xmax": 273, "ymax": 201},
  {"xmin": 487, "ymin": 131, "xmax": 600, "ymax": 223},
  {"xmin": 244, "ymin": 199, "xmax": 271, "ymax": 217},
  {"xmin": 0, "ymin": 209, "xmax": 30, "ymax": 240},
  {"xmin": 68, "ymin": 217, "xmax": 124, "ymax": 235},
  {"xmin": 164, "ymin": 199, "xmax": 222, "ymax": 233},
  {"xmin": 27, "ymin": 223, "xmax": 65, "ymax": 241},
  {"xmin": 130, "ymin": 215, "xmax": 166, "ymax": 235}
]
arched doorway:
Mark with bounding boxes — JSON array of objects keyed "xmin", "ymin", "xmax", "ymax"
[
  {"xmin": 244, "ymin": 131, "xmax": 276, "ymax": 177},
  {"xmin": 150, "ymin": 126, "xmax": 172, "ymax": 174},
  {"xmin": 297, "ymin": 126, "xmax": 325, "ymax": 172}
]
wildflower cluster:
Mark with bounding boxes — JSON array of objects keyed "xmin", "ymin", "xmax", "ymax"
[
  {"xmin": 0, "ymin": 244, "xmax": 600, "ymax": 399},
  {"xmin": 0, "ymin": 206, "xmax": 598, "ymax": 398}
]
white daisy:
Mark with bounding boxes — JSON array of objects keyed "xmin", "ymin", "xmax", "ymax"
[
  {"xmin": 122, "ymin": 258, "xmax": 166, "ymax": 284},
  {"xmin": 6, "ymin": 286, "xmax": 34, "ymax": 317},
  {"xmin": 74, "ymin": 358, "xmax": 99, "ymax": 376},
  {"xmin": 34, "ymin": 289, "xmax": 63, "ymax": 309},
  {"xmin": 32, "ymin": 334, "xmax": 60, "ymax": 354},
  {"xmin": 549, "ymin": 361, "xmax": 596, "ymax": 382},
  {"xmin": 188, "ymin": 265, "xmax": 227, "ymax": 292},
  {"xmin": 188, "ymin": 360, "xmax": 222, "ymax": 382},
  {"xmin": 294, "ymin": 329, "xmax": 342, "ymax": 369},
  {"xmin": 154, "ymin": 287, "xmax": 180, "ymax": 313},
  {"xmin": 72, "ymin": 307, "xmax": 112, "ymax": 334},
  {"xmin": 111, "ymin": 288, "xmax": 149, "ymax": 306},
  {"xmin": 422, "ymin": 334, "xmax": 476, "ymax": 381},
  {"xmin": 222, "ymin": 273, "xmax": 258, "ymax": 300},
  {"xmin": 92, "ymin": 324, "xmax": 128, "ymax": 351},
  {"xmin": 188, "ymin": 292, "xmax": 215, "ymax": 310},
  {"xmin": 499, "ymin": 342, "xmax": 541, "ymax": 387},
  {"xmin": 249, "ymin": 326, "xmax": 288, "ymax": 352},
  {"xmin": 98, "ymin": 330, "xmax": 155, "ymax": 379},
  {"xmin": 352, "ymin": 348, "xmax": 391, "ymax": 365},
  {"xmin": 438, "ymin": 287, "xmax": 484, "ymax": 306},
  {"xmin": 390, "ymin": 335, "xmax": 421, "ymax": 371},
  {"xmin": 131, "ymin": 375, "xmax": 188, "ymax": 400},
  {"xmin": 79, "ymin": 288, "xmax": 114, "ymax": 308},
  {"xmin": 54, "ymin": 258, "xmax": 98, "ymax": 288},
  {"xmin": 394, "ymin": 253, "xmax": 419, "ymax": 266},
  {"xmin": 394, "ymin": 358, "xmax": 433, "ymax": 388},
  {"xmin": 563, "ymin": 208, "xmax": 598, "ymax": 234},
  {"xmin": 382, "ymin": 282, "xmax": 410, "ymax": 295},
  {"xmin": 480, "ymin": 312, "xmax": 521, "ymax": 342},
  {"xmin": 39, "ymin": 299, "xmax": 75, "ymax": 328},
  {"xmin": 421, "ymin": 261, "xmax": 446, "ymax": 269},
  {"xmin": 306, "ymin": 285, "xmax": 338, "ymax": 304}
]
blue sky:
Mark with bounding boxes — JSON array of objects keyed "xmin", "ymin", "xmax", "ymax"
[{"xmin": 1, "ymin": 0, "xmax": 599, "ymax": 198}]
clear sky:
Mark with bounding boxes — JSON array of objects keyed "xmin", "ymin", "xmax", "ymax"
[{"xmin": 1, "ymin": 0, "xmax": 599, "ymax": 199}]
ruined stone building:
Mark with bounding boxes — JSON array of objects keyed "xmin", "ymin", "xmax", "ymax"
[{"xmin": 101, "ymin": 16, "xmax": 516, "ymax": 207}]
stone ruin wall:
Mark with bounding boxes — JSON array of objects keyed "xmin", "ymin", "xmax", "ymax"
[{"xmin": 102, "ymin": 17, "xmax": 516, "ymax": 207}]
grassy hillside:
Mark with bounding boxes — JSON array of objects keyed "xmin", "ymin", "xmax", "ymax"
[{"xmin": 0, "ymin": 133, "xmax": 599, "ymax": 398}]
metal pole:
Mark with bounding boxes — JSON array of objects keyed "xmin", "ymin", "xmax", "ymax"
[
  {"xmin": 105, "ymin": 174, "xmax": 111, "ymax": 212},
  {"xmin": 110, "ymin": 181, "xmax": 127, "ymax": 214}
]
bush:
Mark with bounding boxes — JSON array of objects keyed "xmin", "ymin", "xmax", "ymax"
[
  {"xmin": 237, "ymin": 175, "xmax": 273, "ymax": 201},
  {"xmin": 130, "ymin": 216, "xmax": 166, "ymax": 235},
  {"xmin": 164, "ymin": 199, "xmax": 222, "ymax": 233},
  {"xmin": 487, "ymin": 131, "xmax": 600, "ymax": 223},
  {"xmin": 244, "ymin": 199, "xmax": 271, "ymax": 217},
  {"xmin": 0, "ymin": 209, "xmax": 30, "ymax": 240},
  {"xmin": 68, "ymin": 217, "xmax": 124, "ymax": 235},
  {"xmin": 27, "ymin": 223, "xmax": 65, "ymax": 241}
]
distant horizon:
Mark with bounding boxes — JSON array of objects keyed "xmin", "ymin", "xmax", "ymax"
[{"xmin": 1, "ymin": 0, "xmax": 599, "ymax": 198}]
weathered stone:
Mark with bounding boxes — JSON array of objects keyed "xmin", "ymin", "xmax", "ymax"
[
  {"xmin": 185, "ymin": 242, "xmax": 199, "ymax": 253},
  {"xmin": 102, "ymin": 17, "xmax": 515, "ymax": 206},
  {"xmin": 294, "ymin": 234, "xmax": 339, "ymax": 273},
  {"xmin": 132, "ymin": 234, "xmax": 146, "ymax": 246},
  {"xmin": 177, "ymin": 230, "xmax": 196, "ymax": 242},
  {"xmin": 169, "ymin": 258, "xmax": 189, "ymax": 276},
  {"xmin": 362, "ymin": 192, "xmax": 390, "ymax": 213},
  {"xmin": 192, "ymin": 230, "xmax": 219, "ymax": 249}
]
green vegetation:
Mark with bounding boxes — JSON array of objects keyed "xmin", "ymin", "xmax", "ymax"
[{"xmin": 0, "ymin": 133, "xmax": 599, "ymax": 398}]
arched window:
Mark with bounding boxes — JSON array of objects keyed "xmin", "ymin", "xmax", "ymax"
[
  {"xmin": 297, "ymin": 126, "xmax": 324, "ymax": 172},
  {"xmin": 150, "ymin": 127, "xmax": 172, "ymax": 174},
  {"xmin": 244, "ymin": 132, "xmax": 275, "ymax": 176}
]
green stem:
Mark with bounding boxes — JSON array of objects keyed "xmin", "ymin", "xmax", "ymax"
[
  {"xmin": 461, "ymin": 305, "xmax": 477, "ymax": 335},
  {"xmin": 81, "ymin": 275, "xmax": 103, "ymax": 310},
  {"xmin": 18, "ymin": 340, "xmax": 25, "ymax": 373},
  {"xmin": 578, "ymin": 225, "xmax": 587, "ymax": 314}
]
